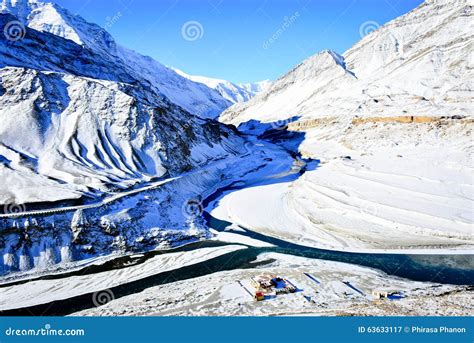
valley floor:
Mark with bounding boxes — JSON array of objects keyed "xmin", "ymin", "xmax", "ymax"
[
  {"xmin": 0, "ymin": 120, "xmax": 472, "ymax": 318},
  {"xmin": 71, "ymin": 252, "xmax": 473, "ymax": 317}
]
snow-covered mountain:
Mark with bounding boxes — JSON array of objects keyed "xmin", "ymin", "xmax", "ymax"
[
  {"xmin": 1, "ymin": 0, "xmax": 232, "ymax": 119},
  {"xmin": 1, "ymin": 0, "xmax": 472, "ymax": 278},
  {"xmin": 0, "ymin": 9, "xmax": 248, "ymax": 204},
  {"xmin": 214, "ymin": 0, "xmax": 474, "ymax": 252},
  {"xmin": 221, "ymin": 0, "xmax": 473, "ymax": 125},
  {"xmin": 238, "ymin": 80, "xmax": 272, "ymax": 96},
  {"xmin": 0, "ymin": 0, "xmax": 269, "ymax": 274},
  {"xmin": 173, "ymin": 68, "xmax": 271, "ymax": 104},
  {"xmin": 0, "ymin": 0, "xmax": 250, "ymax": 204}
]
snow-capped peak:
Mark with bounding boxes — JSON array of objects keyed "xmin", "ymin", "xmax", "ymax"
[
  {"xmin": 238, "ymin": 80, "xmax": 272, "ymax": 94},
  {"xmin": 0, "ymin": 0, "xmax": 236, "ymax": 118},
  {"xmin": 1, "ymin": 0, "xmax": 38, "ymax": 10},
  {"xmin": 287, "ymin": 49, "xmax": 350, "ymax": 78},
  {"xmin": 220, "ymin": 0, "xmax": 472, "ymax": 126},
  {"xmin": 173, "ymin": 68, "xmax": 271, "ymax": 104},
  {"xmin": 0, "ymin": 0, "xmax": 97, "ymax": 46}
]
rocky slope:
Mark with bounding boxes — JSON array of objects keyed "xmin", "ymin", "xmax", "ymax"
[
  {"xmin": 0, "ymin": 12, "xmax": 248, "ymax": 205},
  {"xmin": 0, "ymin": 1, "xmax": 271, "ymax": 276}
]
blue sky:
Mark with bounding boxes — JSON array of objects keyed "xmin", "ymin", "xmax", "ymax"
[{"xmin": 54, "ymin": 0, "xmax": 423, "ymax": 83}]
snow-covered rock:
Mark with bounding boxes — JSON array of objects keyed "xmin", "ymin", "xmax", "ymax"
[
  {"xmin": 0, "ymin": 1, "xmax": 269, "ymax": 275},
  {"xmin": 0, "ymin": 14, "xmax": 248, "ymax": 202},
  {"xmin": 238, "ymin": 80, "xmax": 272, "ymax": 96}
]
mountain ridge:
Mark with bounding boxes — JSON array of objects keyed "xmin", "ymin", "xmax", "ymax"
[
  {"xmin": 0, "ymin": 9, "xmax": 250, "ymax": 206},
  {"xmin": 1, "ymin": 0, "xmax": 234, "ymax": 119},
  {"xmin": 220, "ymin": 0, "xmax": 473, "ymax": 126},
  {"xmin": 0, "ymin": 1, "xmax": 271, "ymax": 275},
  {"xmin": 172, "ymin": 67, "xmax": 271, "ymax": 104},
  {"xmin": 211, "ymin": 0, "xmax": 474, "ymax": 255}
]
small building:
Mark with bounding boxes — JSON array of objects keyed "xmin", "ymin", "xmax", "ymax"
[
  {"xmin": 372, "ymin": 290, "xmax": 389, "ymax": 299},
  {"xmin": 372, "ymin": 290, "xmax": 403, "ymax": 300},
  {"xmin": 250, "ymin": 274, "xmax": 299, "ymax": 301},
  {"xmin": 252, "ymin": 276, "xmax": 274, "ymax": 289},
  {"xmin": 254, "ymin": 292, "xmax": 265, "ymax": 301}
]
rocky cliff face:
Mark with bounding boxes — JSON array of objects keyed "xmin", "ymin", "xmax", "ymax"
[{"xmin": 0, "ymin": 13, "xmax": 245, "ymax": 205}]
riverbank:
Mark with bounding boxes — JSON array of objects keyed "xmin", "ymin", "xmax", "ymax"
[
  {"xmin": 71, "ymin": 252, "xmax": 473, "ymax": 317},
  {"xmin": 1, "ymin": 222, "xmax": 472, "ymax": 316},
  {"xmin": 209, "ymin": 123, "xmax": 474, "ymax": 253}
]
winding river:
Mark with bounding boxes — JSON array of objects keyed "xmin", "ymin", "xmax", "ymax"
[
  {"xmin": 0, "ymin": 152, "xmax": 472, "ymax": 316},
  {"xmin": 1, "ymin": 210, "xmax": 472, "ymax": 316}
]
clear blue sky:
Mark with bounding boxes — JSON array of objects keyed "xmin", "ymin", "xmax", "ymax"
[{"xmin": 54, "ymin": 0, "xmax": 423, "ymax": 83}]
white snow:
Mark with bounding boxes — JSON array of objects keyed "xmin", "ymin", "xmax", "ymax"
[
  {"xmin": 215, "ymin": 0, "xmax": 474, "ymax": 252},
  {"xmin": 70, "ymin": 252, "xmax": 473, "ymax": 316},
  {"xmin": 0, "ymin": 0, "xmax": 472, "ymax": 287},
  {"xmin": 221, "ymin": 0, "xmax": 473, "ymax": 125},
  {"xmin": 173, "ymin": 68, "xmax": 271, "ymax": 104},
  {"xmin": 211, "ymin": 123, "xmax": 474, "ymax": 252},
  {"xmin": 1, "ymin": 0, "xmax": 232, "ymax": 119},
  {"xmin": 0, "ymin": 245, "xmax": 245, "ymax": 311}
]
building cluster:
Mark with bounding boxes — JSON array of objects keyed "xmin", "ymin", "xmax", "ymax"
[{"xmin": 251, "ymin": 274, "xmax": 297, "ymax": 301}]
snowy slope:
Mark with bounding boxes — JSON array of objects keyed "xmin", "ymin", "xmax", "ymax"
[
  {"xmin": 0, "ymin": 1, "xmax": 271, "ymax": 276},
  {"xmin": 173, "ymin": 68, "xmax": 271, "ymax": 104},
  {"xmin": 1, "ymin": 0, "xmax": 232, "ymax": 119},
  {"xmin": 0, "ymin": 0, "xmax": 250, "ymax": 206},
  {"xmin": 0, "ymin": 0, "xmax": 286, "ymax": 278},
  {"xmin": 221, "ymin": 0, "xmax": 473, "ymax": 124},
  {"xmin": 214, "ymin": 0, "xmax": 474, "ymax": 251},
  {"xmin": 238, "ymin": 80, "xmax": 272, "ymax": 96},
  {"xmin": 0, "ymin": 0, "xmax": 472, "ymax": 279},
  {"xmin": 0, "ymin": 12, "xmax": 250, "ymax": 203}
]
